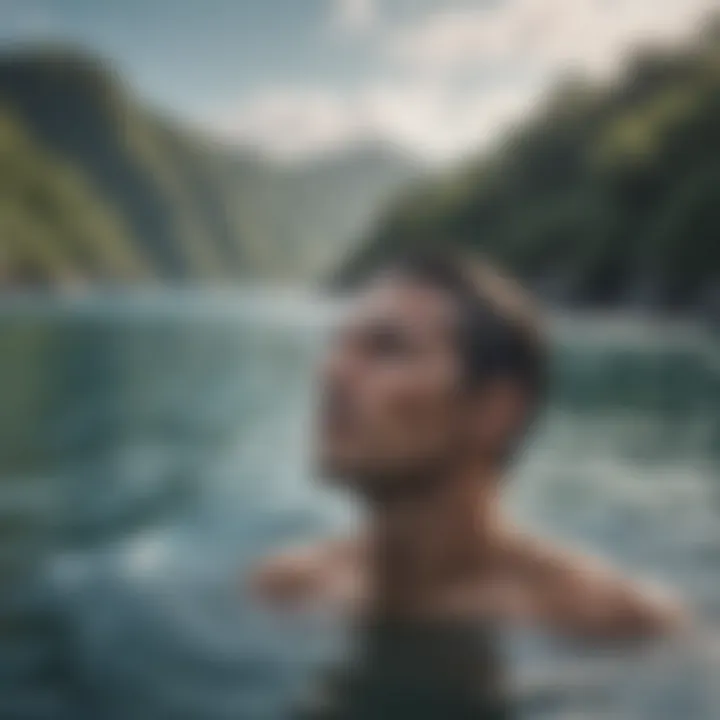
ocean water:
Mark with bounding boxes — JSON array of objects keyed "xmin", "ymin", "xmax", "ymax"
[{"xmin": 0, "ymin": 290, "xmax": 718, "ymax": 719}]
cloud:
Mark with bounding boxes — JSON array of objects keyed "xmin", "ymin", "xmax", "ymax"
[
  {"xmin": 214, "ymin": 88, "xmax": 362, "ymax": 159},
  {"xmin": 216, "ymin": 0, "xmax": 718, "ymax": 163},
  {"xmin": 391, "ymin": 0, "xmax": 718, "ymax": 77},
  {"xmin": 327, "ymin": 0, "xmax": 379, "ymax": 35},
  {"xmin": 212, "ymin": 79, "xmax": 537, "ymax": 162}
]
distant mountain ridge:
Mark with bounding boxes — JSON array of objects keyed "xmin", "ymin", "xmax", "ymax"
[{"xmin": 0, "ymin": 47, "xmax": 420, "ymax": 286}]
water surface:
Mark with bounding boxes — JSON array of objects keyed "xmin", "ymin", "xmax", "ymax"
[{"xmin": 0, "ymin": 291, "xmax": 718, "ymax": 719}]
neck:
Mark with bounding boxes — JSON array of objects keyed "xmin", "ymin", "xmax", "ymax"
[{"xmin": 363, "ymin": 463, "xmax": 505, "ymax": 616}]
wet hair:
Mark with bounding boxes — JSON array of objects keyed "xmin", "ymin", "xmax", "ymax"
[{"xmin": 369, "ymin": 250, "xmax": 548, "ymax": 416}]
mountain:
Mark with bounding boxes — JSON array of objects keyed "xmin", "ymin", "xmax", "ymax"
[
  {"xmin": 342, "ymin": 22, "xmax": 720, "ymax": 311},
  {"xmin": 0, "ymin": 47, "xmax": 420, "ymax": 287},
  {"xmin": 227, "ymin": 142, "xmax": 423, "ymax": 280}
]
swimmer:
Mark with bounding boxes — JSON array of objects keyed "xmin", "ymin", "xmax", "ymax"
[{"xmin": 253, "ymin": 252, "xmax": 685, "ymax": 639}]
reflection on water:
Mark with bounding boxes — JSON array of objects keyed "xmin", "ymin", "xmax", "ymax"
[{"xmin": 0, "ymin": 291, "xmax": 718, "ymax": 719}]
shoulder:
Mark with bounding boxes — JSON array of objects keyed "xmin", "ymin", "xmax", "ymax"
[
  {"xmin": 510, "ymin": 534, "xmax": 687, "ymax": 640},
  {"xmin": 249, "ymin": 538, "xmax": 358, "ymax": 607}
]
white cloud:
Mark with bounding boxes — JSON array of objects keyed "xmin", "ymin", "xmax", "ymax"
[
  {"xmin": 215, "ymin": 0, "xmax": 718, "ymax": 163},
  {"xmin": 213, "ymin": 79, "xmax": 538, "ymax": 163},
  {"xmin": 391, "ymin": 0, "xmax": 718, "ymax": 77},
  {"xmin": 214, "ymin": 88, "xmax": 361, "ymax": 160},
  {"xmin": 327, "ymin": 0, "xmax": 379, "ymax": 35}
]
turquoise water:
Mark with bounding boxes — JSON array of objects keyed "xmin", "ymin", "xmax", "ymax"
[{"xmin": 0, "ymin": 292, "xmax": 718, "ymax": 719}]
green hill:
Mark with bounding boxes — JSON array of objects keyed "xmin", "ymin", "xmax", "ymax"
[
  {"xmin": 343, "ymin": 23, "xmax": 720, "ymax": 310},
  {"xmin": 0, "ymin": 47, "xmax": 419, "ymax": 286}
]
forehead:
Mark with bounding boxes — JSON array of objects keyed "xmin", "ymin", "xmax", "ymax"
[{"xmin": 343, "ymin": 275, "xmax": 459, "ymax": 338}]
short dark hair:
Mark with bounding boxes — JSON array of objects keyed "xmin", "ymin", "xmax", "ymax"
[{"xmin": 373, "ymin": 251, "xmax": 548, "ymax": 413}]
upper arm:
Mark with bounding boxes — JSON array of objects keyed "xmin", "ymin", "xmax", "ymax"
[
  {"xmin": 563, "ymin": 570, "xmax": 687, "ymax": 640},
  {"xmin": 535, "ymin": 544, "xmax": 687, "ymax": 640},
  {"xmin": 248, "ymin": 539, "xmax": 357, "ymax": 607},
  {"xmin": 592, "ymin": 576, "xmax": 687, "ymax": 638},
  {"xmin": 249, "ymin": 545, "xmax": 327, "ymax": 605}
]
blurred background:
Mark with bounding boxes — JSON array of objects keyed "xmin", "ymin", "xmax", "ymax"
[{"xmin": 0, "ymin": 1, "xmax": 719, "ymax": 718}]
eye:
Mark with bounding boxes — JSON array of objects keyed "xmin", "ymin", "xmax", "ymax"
[{"xmin": 365, "ymin": 324, "xmax": 414, "ymax": 359}]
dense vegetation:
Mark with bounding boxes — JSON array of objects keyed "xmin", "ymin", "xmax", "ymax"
[
  {"xmin": 0, "ymin": 48, "xmax": 417, "ymax": 286},
  {"xmin": 345, "ymin": 24, "xmax": 720, "ymax": 310}
]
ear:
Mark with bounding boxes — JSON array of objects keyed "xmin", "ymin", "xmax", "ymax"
[{"xmin": 468, "ymin": 378, "xmax": 529, "ymax": 460}]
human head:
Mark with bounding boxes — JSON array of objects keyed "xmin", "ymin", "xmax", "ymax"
[{"xmin": 317, "ymin": 251, "xmax": 547, "ymax": 493}]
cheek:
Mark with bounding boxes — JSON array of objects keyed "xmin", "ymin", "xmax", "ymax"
[{"xmin": 369, "ymin": 367, "xmax": 459, "ymax": 448}]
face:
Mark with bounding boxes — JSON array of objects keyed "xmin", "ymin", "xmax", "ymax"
[{"xmin": 317, "ymin": 275, "xmax": 472, "ymax": 489}]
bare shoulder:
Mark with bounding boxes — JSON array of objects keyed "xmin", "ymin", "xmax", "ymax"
[
  {"xmin": 249, "ymin": 538, "xmax": 357, "ymax": 606},
  {"xmin": 509, "ymin": 533, "xmax": 687, "ymax": 640}
]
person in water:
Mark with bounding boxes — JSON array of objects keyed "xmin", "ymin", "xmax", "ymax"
[{"xmin": 253, "ymin": 252, "xmax": 685, "ymax": 635}]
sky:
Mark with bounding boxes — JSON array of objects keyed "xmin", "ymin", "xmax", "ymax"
[{"xmin": 0, "ymin": 0, "xmax": 717, "ymax": 163}]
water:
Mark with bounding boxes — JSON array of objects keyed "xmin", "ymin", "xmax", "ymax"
[{"xmin": 0, "ymin": 291, "xmax": 718, "ymax": 719}]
